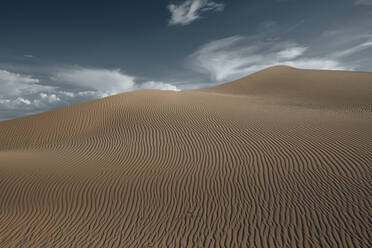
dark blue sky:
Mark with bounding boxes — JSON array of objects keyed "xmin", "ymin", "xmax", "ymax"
[{"xmin": 1, "ymin": 0, "xmax": 371, "ymax": 120}]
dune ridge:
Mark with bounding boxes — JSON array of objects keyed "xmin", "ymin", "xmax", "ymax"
[{"xmin": 0, "ymin": 66, "xmax": 371, "ymax": 247}]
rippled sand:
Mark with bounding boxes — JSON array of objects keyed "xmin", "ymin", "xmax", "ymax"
[{"xmin": 0, "ymin": 66, "xmax": 371, "ymax": 247}]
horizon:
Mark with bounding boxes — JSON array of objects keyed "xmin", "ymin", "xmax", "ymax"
[
  {"xmin": 0, "ymin": 64, "xmax": 369, "ymax": 123},
  {"xmin": 1, "ymin": 0, "xmax": 372, "ymax": 120}
]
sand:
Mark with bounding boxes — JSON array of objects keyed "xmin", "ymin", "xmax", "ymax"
[{"xmin": 0, "ymin": 66, "xmax": 371, "ymax": 247}]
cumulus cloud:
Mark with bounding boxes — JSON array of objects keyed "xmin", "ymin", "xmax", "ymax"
[
  {"xmin": 54, "ymin": 68, "xmax": 136, "ymax": 96},
  {"xmin": 168, "ymin": 0, "xmax": 225, "ymax": 26},
  {"xmin": 0, "ymin": 69, "xmax": 53, "ymax": 96},
  {"xmin": 0, "ymin": 69, "xmax": 59, "ymax": 120},
  {"xmin": 0, "ymin": 93, "xmax": 62, "ymax": 121},
  {"xmin": 54, "ymin": 67, "xmax": 179, "ymax": 95},
  {"xmin": 0, "ymin": 67, "xmax": 180, "ymax": 121},
  {"xmin": 189, "ymin": 35, "xmax": 349, "ymax": 81},
  {"xmin": 39, "ymin": 93, "xmax": 61, "ymax": 103}
]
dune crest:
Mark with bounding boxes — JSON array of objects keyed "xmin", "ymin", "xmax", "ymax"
[{"xmin": 0, "ymin": 66, "xmax": 371, "ymax": 247}]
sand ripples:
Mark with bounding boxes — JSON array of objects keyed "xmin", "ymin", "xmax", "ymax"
[{"xmin": 0, "ymin": 67, "xmax": 371, "ymax": 247}]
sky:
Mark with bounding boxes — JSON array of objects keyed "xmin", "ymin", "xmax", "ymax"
[{"xmin": 1, "ymin": 0, "xmax": 372, "ymax": 121}]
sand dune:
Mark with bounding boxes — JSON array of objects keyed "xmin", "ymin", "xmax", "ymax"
[{"xmin": 0, "ymin": 66, "xmax": 371, "ymax": 247}]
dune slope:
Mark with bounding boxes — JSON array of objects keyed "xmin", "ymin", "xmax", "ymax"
[{"xmin": 0, "ymin": 66, "xmax": 371, "ymax": 247}]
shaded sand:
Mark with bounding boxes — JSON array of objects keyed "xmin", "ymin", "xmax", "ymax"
[{"xmin": 0, "ymin": 66, "xmax": 371, "ymax": 247}]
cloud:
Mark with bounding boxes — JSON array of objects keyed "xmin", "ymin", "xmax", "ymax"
[
  {"xmin": 168, "ymin": 0, "xmax": 225, "ymax": 26},
  {"xmin": 140, "ymin": 81, "xmax": 180, "ymax": 91},
  {"xmin": 332, "ymin": 39, "xmax": 372, "ymax": 58},
  {"xmin": 54, "ymin": 68, "xmax": 136, "ymax": 96},
  {"xmin": 0, "ymin": 69, "xmax": 53, "ymax": 96},
  {"xmin": 39, "ymin": 93, "xmax": 61, "ymax": 103},
  {"xmin": 189, "ymin": 36, "xmax": 349, "ymax": 82},
  {"xmin": 54, "ymin": 67, "xmax": 180, "ymax": 94},
  {"xmin": 277, "ymin": 46, "xmax": 308, "ymax": 59},
  {"xmin": 0, "ymin": 67, "xmax": 180, "ymax": 121}
]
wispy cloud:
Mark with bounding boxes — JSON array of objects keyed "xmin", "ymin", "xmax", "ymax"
[
  {"xmin": 277, "ymin": 46, "xmax": 308, "ymax": 59},
  {"xmin": 332, "ymin": 39, "xmax": 372, "ymax": 58},
  {"xmin": 168, "ymin": 0, "xmax": 225, "ymax": 26},
  {"xmin": 189, "ymin": 35, "xmax": 347, "ymax": 82}
]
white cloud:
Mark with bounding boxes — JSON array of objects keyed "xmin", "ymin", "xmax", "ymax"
[
  {"xmin": 277, "ymin": 46, "xmax": 307, "ymax": 59},
  {"xmin": 0, "ymin": 69, "xmax": 61, "ymax": 119},
  {"xmin": 168, "ymin": 0, "xmax": 225, "ymax": 26},
  {"xmin": 54, "ymin": 67, "xmax": 180, "ymax": 95},
  {"xmin": 190, "ymin": 36, "xmax": 257, "ymax": 81},
  {"xmin": 140, "ymin": 81, "xmax": 180, "ymax": 91},
  {"xmin": 40, "ymin": 93, "xmax": 61, "ymax": 103},
  {"xmin": 0, "ymin": 69, "xmax": 52, "ymax": 96},
  {"xmin": 190, "ymin": 36, "xmax": 348, "ymax": 81},
  {"xmin": 54, "ymin": 68, "xmax": 136, "ymax": 96},
  {"xmin": 16, "ymin": 97, "xmax": 31, "ymax": 105},
  {"xmin": 0, "ymin": 67, "xmax": 180, "ymax": 121}
]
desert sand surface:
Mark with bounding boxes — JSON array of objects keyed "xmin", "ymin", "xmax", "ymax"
[{"xmin": 0, "ymin": 66, "xmax": 371, "ymax": 247}]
